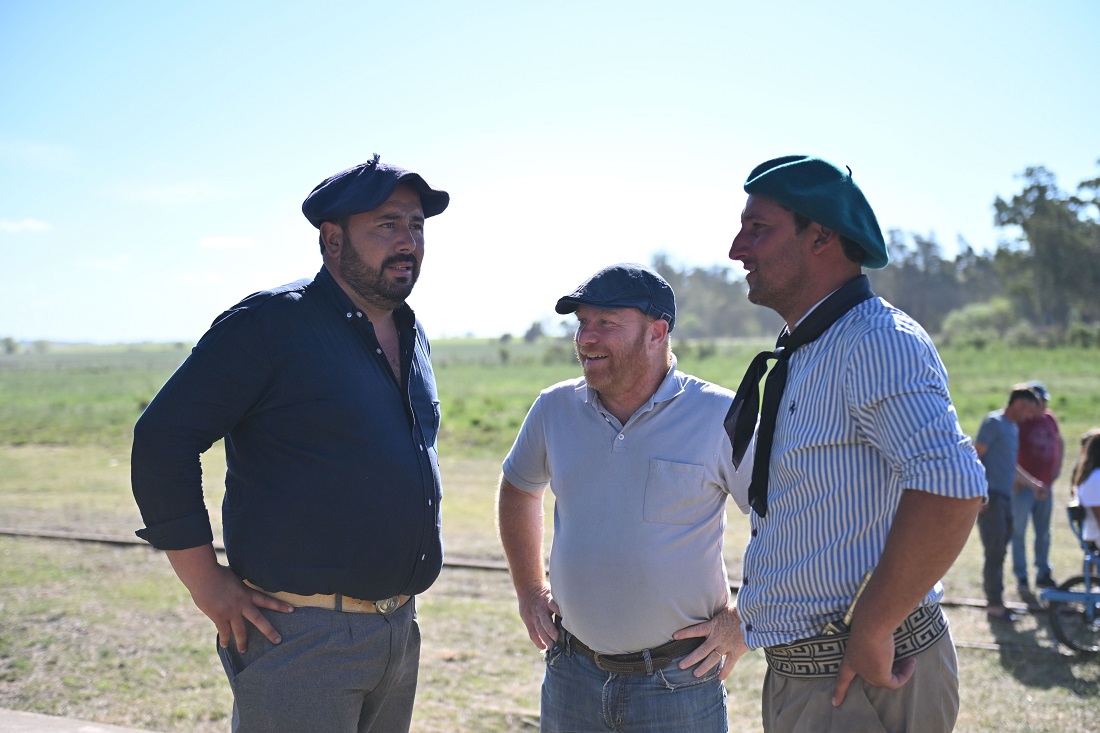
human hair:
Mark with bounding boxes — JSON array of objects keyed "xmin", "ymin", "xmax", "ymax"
[
  {"xmin": 1073, "ymin": 429, "xmax": 1100, "ymax": 486},
  {"xmin": 787, "ymin": 208, "xmax": 866, "ymax": 265},
  {"xmin": 1007, "ymin": 385, "xmax": 1040, "ymax": 407}
]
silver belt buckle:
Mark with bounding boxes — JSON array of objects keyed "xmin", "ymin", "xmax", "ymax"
[{"xmin": 376, "ymin": 596, "xmax": 401, "ymax": 615}]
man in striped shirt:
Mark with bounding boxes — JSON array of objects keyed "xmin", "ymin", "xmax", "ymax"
[{"xmin": 725, "ymin": 156, "xmax": 988, "ymax": 732}]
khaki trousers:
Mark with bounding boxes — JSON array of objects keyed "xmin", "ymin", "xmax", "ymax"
[{"xmin": 761, "ymin": 631, "xmax": 959, "ymax": 733}]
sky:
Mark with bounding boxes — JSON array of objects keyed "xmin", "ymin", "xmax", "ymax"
[{"xmin": 1, "ymin": 0, "xmax": 1097, "ymax": 344}]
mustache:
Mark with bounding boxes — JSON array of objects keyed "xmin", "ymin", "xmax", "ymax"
[{"xmin": 383, "ymin": 254, "xmax": 418, "ymax": 268}]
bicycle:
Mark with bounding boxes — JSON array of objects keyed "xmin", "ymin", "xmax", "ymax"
[{"xmin": 1041, "ymin": 501, "xmax": 1100, "ymax": 654}]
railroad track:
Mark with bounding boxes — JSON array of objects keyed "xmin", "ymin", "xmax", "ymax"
[{"xmin": 0, "ymin": 526, "xmax": 1070, "ymax": 656}]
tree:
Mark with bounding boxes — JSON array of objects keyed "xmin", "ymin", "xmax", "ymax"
[
  {"xmin": 993, "ymin": 165, "xmax": 1100, "ymax": 328},
  {"xmin": 523, "ymin": 321, "xmax": 544, "ymax": 343},
  {"xmin": 651, "ymin": 254, "xmax": 783, "ymax": 340}
]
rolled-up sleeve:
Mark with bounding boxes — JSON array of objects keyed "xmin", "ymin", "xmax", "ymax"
[
  {"xmin": 131, "ymin": 307, "xmax": 271, "ymax": 550},
  {"xmin": 846, "ymin": 324, "xmax": 987, "ymax": 501}
]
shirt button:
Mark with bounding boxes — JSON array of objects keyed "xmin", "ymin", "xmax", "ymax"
[
  {"xmin": 743, "ymin": 577, "xmax": 749, "ymax": 584},
  {"xmin": 617, "ymin": 434, "xmax": 625, "ymax": 441},
  {"xmin": 746, "ymin": 624, "xmax": 754, "ymax": 632},
  {"xmin": 751, "ymin": 529, "xmax": 758, "ymax": 537},
  {"xmin": 376, "ymin": 348, "xmax": 383, "ymax": 354},
  {"xmin": 356, "ymin": 311, "xmax": 363, "ymax": 318},
  {"xmin": 346, "ymin": 312, "xmax": 353, "ymax": 319},
  {"xmin": 428, "ymin": 499, "xmax": 432, "ymax": 506}
]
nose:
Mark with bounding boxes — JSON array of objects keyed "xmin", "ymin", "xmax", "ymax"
[
  {"xmin": 728, "ymin": 227, "xmax": 748, "ymax": 262},
  {"xmin": 576, "ymin": 322, "xmax": 598, "ymax": 345},
  {"xmin": 395, "ymin": 224, "xmax": 420, "ymax": 253}
]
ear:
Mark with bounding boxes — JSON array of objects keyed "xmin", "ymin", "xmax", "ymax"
[
  {"xmin": 320, "ymin": 221, "xmax": 343, "ymax": 256},
  {"xmin": 810, "ymin": 224, "xmax": 839, "ymax": 254},
  {"xmin": 648, "ymin": 317, "xmax": 671, "ymax": 346}
]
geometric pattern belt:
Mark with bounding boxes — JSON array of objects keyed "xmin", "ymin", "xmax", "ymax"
[{"xmin": 763, "ymin": 603, "xmax": 948, "ymax": 679}]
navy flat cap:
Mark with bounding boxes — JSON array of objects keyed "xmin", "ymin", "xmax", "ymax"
[
  {"xmin": 302, "ymin": 154, "xmax": 449, "ymax": 228},
  {"xmin": 744, "ymin": 155, "xmax": 888, "ymax": 269},
  {"xmin": 555, "ymin": 263, "xmax": 676, "ymax": 332}
]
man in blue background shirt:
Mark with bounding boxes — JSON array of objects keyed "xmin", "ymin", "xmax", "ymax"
[{"xmin": 975, "ymin": 385, "xmax": 1044, "ymax": 621}]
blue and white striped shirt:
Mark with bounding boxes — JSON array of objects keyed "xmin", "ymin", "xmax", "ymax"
[{"xmin": 737, "ymin": 297, "xmax": 987, "ymax": 649}]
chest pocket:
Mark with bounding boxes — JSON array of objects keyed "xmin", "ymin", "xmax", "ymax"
[{"xmin": 643, "ymin": 459, "xmax": 709, "ymax": 525}]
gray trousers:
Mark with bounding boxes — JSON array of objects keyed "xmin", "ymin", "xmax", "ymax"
[
  {"xmin": 761, "ymin": 631, "xmax": 959, "ymax": 733},
  {"xmin": 217, "ymin": 599, "xmax": 420, "ymax": 732},
  {"xmin": 977, "ymin": 493, "xmax": 1013, "ymax": 607}
]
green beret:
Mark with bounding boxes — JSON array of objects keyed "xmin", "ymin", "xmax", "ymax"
[{"xmin": 744, "ymin": 155, "xmax": 889, "ymax": 269}]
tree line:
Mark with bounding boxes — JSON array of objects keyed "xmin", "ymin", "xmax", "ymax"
[{"xmin": 654, "ymin": 163, "xmax": 1100, "ymax": 346}]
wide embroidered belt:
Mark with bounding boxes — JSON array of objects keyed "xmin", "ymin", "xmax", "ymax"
[{"xmin": 763, "ymin": 603, "xmax": 948, "ymax": 679}]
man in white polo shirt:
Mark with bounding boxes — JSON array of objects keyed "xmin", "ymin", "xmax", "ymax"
[{"xmin": 497, "ymin": 262, "xmax": 754, "ymax": 732}]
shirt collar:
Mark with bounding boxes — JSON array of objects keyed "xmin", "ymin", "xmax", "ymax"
[
  {"xmin": 313, "ymin": 266, "xmax": 417, "ymax": 330},
  {"xmin": 581, "ymin": 354, "xmax": 685, "ymax": 413}
]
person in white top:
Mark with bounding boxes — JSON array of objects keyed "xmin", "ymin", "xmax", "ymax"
[{"xmin": 1072, "ymin": 428, "xmax": 1100, "ymax": 549}]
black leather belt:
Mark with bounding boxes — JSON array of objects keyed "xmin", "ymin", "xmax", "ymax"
[
  {"xmin": 764, "ymin": 603, "xmax": 948, "ymax": 679},
  {"xmin": 555, "ymin": 618, "xmax": 703, "ymax": 674}
]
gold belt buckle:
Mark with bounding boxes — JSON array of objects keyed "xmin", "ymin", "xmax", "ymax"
[{"xmin": 376, "ymin": 596, "xmax": 401, "ymax": 615}]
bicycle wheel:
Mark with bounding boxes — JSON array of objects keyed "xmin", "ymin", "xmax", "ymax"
[{"xmin": 1048, "ymin": 575, "xmax": 1100, "ymax": 654}]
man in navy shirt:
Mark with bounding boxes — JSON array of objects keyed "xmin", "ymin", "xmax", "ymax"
[{"xmin": 131, "ymin": 155, "xmax": 448, "ymax": 732}]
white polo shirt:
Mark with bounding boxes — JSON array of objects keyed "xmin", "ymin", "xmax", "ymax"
[{"xmin": 503, "ymin": 358, "xmax": 752, "ymax": 654}]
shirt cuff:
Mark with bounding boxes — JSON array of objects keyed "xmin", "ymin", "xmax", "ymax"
[{"xmin": 135, "ymin": 511, "xmax": 215, "ymax": 550}]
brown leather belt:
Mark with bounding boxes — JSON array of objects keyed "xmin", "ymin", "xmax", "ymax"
[
  {"xmin": 555, "ymin": 617, "xmax": 703, "ymax": 674},
  {"xmin": 764, "ymin": 603, "xmax": 948, "ymax": 679},
  {"xmin": 244, "ymin": 580, "xmax": 410, "ymax": 615}
]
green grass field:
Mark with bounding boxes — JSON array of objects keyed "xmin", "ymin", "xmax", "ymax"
[{"xmin": 0, "ymin": 339, "xmax": 1098, "ymax": 732}]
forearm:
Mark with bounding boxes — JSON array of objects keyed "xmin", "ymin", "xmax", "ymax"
[
  {"xmin": 496, "ymin": 476, "xmax": 548, "ymax": 596},
  {"xmin": 850, "ymin": 491, "xmax": 982, "ymax": 637},
  {"xmin": 166, "ymin": 544, "xmax": 227, "ymax": 595},
  {"xmin": 1015, "ymin": 465, "xmax": 1043, "ymax": 491}
]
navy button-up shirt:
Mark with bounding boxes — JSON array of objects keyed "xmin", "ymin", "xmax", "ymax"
[{"xmin": 131, "ymin": 267, "xmax": 443, "ymax": 600}]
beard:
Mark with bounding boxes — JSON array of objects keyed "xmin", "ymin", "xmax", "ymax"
[
  {"xmin": 339, "ymin": 234, "xmax": 420, "ymax": 312},
  {"xmin": 575, "ymin": 326, "xmax": 650, "ymax": 396}
]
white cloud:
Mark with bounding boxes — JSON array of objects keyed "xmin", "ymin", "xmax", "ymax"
[
  {"xmin": 108, "ymin": 182, "xmax": 233, "ymax": 206},
  {"xmin": 199, "ymin": 236, "xmax": 254, "ymax": 250},
  {"xmin": 0, "ymin": 218, "xmax": 52, "ymax": 233},
  {"xmin": 175, "ymin": 270, "xmax": 227, "ymax": 285},
  {"xmin": 0, "ymin": 140, "xmax": 76, "ymax": 169},
  {"xmin": 81, "ymin": 253, "xmax": 133, "ymax": 272}
]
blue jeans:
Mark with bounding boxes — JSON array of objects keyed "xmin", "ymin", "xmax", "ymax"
[
  {"xmin": 1011, "ymin": 488, "xmax": 1053, "ymax": 585},
  {"xmin": 540, "ymin": 636, "xmax": 728, "ymax": 732}
]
